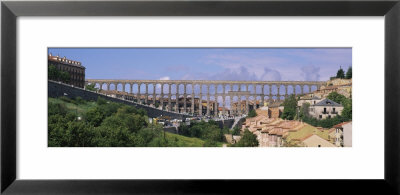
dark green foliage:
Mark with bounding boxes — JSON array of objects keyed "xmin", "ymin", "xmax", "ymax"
[
  {"xmin": 346, "ymin": 67, "xmax": 352, "ymax": 79},
  {"xmin": 73, "ymin": 96, "xmax": 85, "ymax": 105},
  {"xmin": 178, "ymin": 120, "xmax": 224, "ymax": 144},
  {"xmin": 233, "ymin": 129, "xmax": 259, "ymax": 147},
  {"xmin": 231, "ymin": 126, "xmax": 241, "ymax": 135},
  {"xmin": 48, "ymin": 102, "xmax": 67, "ymax": 116},
  {"xmin": 247, "ymin": 109, "xmax": 257, "ymax": 118},
  {"xmin": 85, "ymin": 107, "xmax": 105, "ymax": 127},
  {"xmin": 341, "ymin": 98, "xmax": 352, "ymax": 120},
  {"xmin": 48, "ymin": 64, "xmax": 71, "ymax": 83},
  {"xmin": 281, "ymin": 94, "xmax": 297, "ymax": 120},
  {"xmin": 48, "ymin": 96, "xmax": 162, "ymax": 147},
  {"xmin": 48, "ymin": 65, "xmax": 59, "ymax": 80},
  {"xmin": 299, "ymin": 102, "xmax": 310, "ymax": 119},
  {"xmin": 336, "ymin": 67, "xmax": 345, "ymax": 79},
  {"xmin": 97, "ymin": 97, "xmax": 107, "ymax": 105},
  {"xmin": 327, "ymin": 92, "xmax": 346, "ymax": 104},
  {"xmin": 59, "ymin": 96, "xmax": 72, "ymax": 103}
]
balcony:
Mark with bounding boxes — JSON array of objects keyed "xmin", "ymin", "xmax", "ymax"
[
  {"xmin": 322, "ymin": 111, "xmax": 328, "ymax": 114},
  {"xmin": 331, "ymin": 111, "xmax": 338, "ymax": 114}
]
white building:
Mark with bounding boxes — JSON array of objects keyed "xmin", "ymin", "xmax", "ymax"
[
  {"xmin": 308, "ymin": 99, "xmax": 344, "ymax": 120},
  {"xmin": 333, "ymin": 121, "xmax": 352, "ymax": 147}
]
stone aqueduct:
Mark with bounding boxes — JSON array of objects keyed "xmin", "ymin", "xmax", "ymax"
[{"xmin": 86, "ymin": 79, "xmax": 326, "ymax": 116}]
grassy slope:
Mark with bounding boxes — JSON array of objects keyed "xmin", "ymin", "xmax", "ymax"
[
  {"xmin": 49, "ymin": 97, "xmax": 96, "ymax": 116},
  {"xmin": 165, "ymin": 132, "xmax": 224, "ymax": 147},
  {"xmin": 164, "ymin": 132, "xmax": 205, "ymax": 147}
]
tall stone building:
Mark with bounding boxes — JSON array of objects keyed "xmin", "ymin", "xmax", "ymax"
[{"xmin": 48, "ymin": 54, "xmax": 86, "ymax": 88}]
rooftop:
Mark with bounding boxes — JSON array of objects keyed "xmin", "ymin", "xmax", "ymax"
[
  {"xmin": 48, "ymin": 53, "xmax": 85, "ymax": 68},
  {"xmin": 313, "ymin": 98, "xmax": 342, "ymax": 107}
]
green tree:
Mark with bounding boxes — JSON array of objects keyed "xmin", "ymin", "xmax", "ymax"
[
  {"xmin": 341, "ymin": 98, "xmax": 352, "ymax": 120},
  {"xmin": 97, "ymin": 97, "xmax": 107, "ymax": 105},
  {"xmin": 85, "ymin": 83, "xmax": 98, "ymax": 92},
  {"xmin": 48, "ymin": 64, "xmax": 59, "ymax": 80},
  {"xmin": 247, "ymin": 109, "xmax": 257, "ymax": 118},
  {"xmin": 281, "ymin": 94, "xmax": 297, "ymax": 120},
  {"xmin": 231, "ymin": 126, "xmax": 241, "ymax": 135},
  {"xmin": 327, "ymin": 92, "xmax": 346, "ymax": 104},
  {"xmin": 346, "ymin": 66, "xmax": 352, "ymax": 79},
  {"xmin": 234, "ymin": 129, "xmax": 258, "ymax": 147},
  {"xmin": 59, "ymin": 71, "xmax": 70, "ymax": 83},
  {"xmin": 85, "ymin": 107, "xmax": 105, "ymax": 127},
  {"xmin": 299, "ymin": 102, "xmax": 310, "ymax": 119},
  {"xmin": 336, "ymin": 67, "xmax": 345, "ymax": 79}
]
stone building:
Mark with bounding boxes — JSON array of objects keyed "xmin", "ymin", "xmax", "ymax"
[
  {"xmin": 48, "ymin": 54, "xmax": 86, "ymax": 88},
  {"xmin": 309, "ymin": 99, "xmax": 343, "ymax": 120},
  {"xmin": 297, "ymin": 93, "xmax": 322, "ymax": 107}
]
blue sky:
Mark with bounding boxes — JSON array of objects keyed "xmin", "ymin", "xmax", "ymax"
[{"xmin": 48, "ymin": 48, "xmax": 352, "ymax": 81}]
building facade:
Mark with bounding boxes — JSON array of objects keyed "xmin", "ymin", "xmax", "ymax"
[
  {"xmin": 48, "ymin": 54, "xmax": 86, "ymax": 88},
  {"xmin": 308, "ymin": 99, "xmax": 344, "ymax": 120},
  {"xmin": 333, "ymin": 121, "xmax": 352, "ymax": 147}
]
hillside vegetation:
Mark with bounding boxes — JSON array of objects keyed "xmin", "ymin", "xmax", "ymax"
[{"xmin": 48, "ymin": 96, "xmax": 222, "ymax": 147}]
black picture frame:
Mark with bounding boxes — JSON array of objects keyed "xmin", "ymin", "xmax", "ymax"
[{"xmin": 1, "ymin": 0, "xmax": 399, "ymax": 194}]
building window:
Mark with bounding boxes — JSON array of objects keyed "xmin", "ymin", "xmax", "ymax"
[
  {"xmin": 333, "ymin": 108, "xmax": 336, "ymax": 112},
  {"xmin": 328, "ymin": 115, "xmax": 331, "ymax": 119},
  {"xmin": 318, "ymin": 145, "xmax": 321, "ymax": 147},
  {"xmin": 319, "ymin": 115, "xmax": 322, "ymax": 119}
]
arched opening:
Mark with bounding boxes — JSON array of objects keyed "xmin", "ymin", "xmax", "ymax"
[
  {"xmin": 311, "ymin": 85, "xmax": 318, "ymax": 92},
  {"xmin": 124, "ymin": 83, "xmax": 130, "ymax": 93},
  {"xmin": 303, "ymin": 85, "xmax": 310, "ymax": 94},
  {"xmin": 194, "ymin": 84, "xmax": 200, "ymax": 95},
  {"xmin": 171, "ymin": 84, "xmax": 177, "ymax": 94},
  {"xmin": 295, "ymin": 85, "xmax": 301, "ymax": 95},
  {"xmin": 178, "ymin": 84, "xmax": 185, "ymax": 95},
  {"xmin": 232, "ymin": 84, "xmax": 239, "ymax": 92},
  {"xmin": 287, "ymin": 85, "xmax": 294, "ymax": 95},
  {"xmin": 217, "ymin": 84, "xmax": 224, "ymax": 94},
  {"xmin": 147, "ymin": 84, "xmax": 154, "ymax": 94},
  {"xmin": 163, "ymin": 84, "xmax": 170, "ymax": 94},
  {"xmin": 209, "ymin": 84, "xmax": 216, "ymax": 95},
  {"xmin": 240, "ymin": 84, "xmax": 247, "ymax": 92},
  {"xmin": 248, "ymin": 84, "xmax": 255, "ymax": 94},
  {"xmin": 132, "ymin": 84, "xmax": 139, "ymax": 94},
  {"xmin": 225, "ymin": 85, "xmax": 231, "ymax": 93},
  {"xmin": 256, "ymin": 85, "xmax": 262, "ymax": 94},
  {"xmin": 155, "ymin": 84, "xmax": 162, "ymax": 94},
  {"xmin": 186, "ymin": 84, "xmax": 193, "ymax": 94},
  {"xmin": 109, "ymin": 83, "xmax": 116, "ymax": 91},
  {"xmin": 264, "ymin": 85, "xmax": 270, "ymax": 95},
  {"xmin": 271, "ymin": 85, "xmax": 278, "ymax": 95},
  {"xmin": 201, "ymin": 84, "xmax": 208, "ymax": 94},
  {"xmin": 279, "ymin": 85, "xmax": 286, "ymax": 96},
  {"xmin": 95, "ymin": 83, "xmax": 101, "ymax": 90}
]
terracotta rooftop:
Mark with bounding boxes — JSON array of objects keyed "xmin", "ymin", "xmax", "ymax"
[{"xmin": 333, "ymin": 121, "xmax": 352, "ymax": 128}]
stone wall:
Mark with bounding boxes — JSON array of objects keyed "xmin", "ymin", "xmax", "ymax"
[
  {"xmin": 48, "ymin": 81, "xmax": 189, "ymax": 119},
  {"xmin": 326, "ymin": 78, "xmax": 352, "ymax": 86}
]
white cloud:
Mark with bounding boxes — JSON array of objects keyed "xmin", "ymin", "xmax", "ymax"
[
  {"xmin": 159, "ymin": 76, "xmax": 170, "ymax": 80},
  {"xmin": 301, "ymin": 65, "xmax": 320, "ymax": 81}
]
